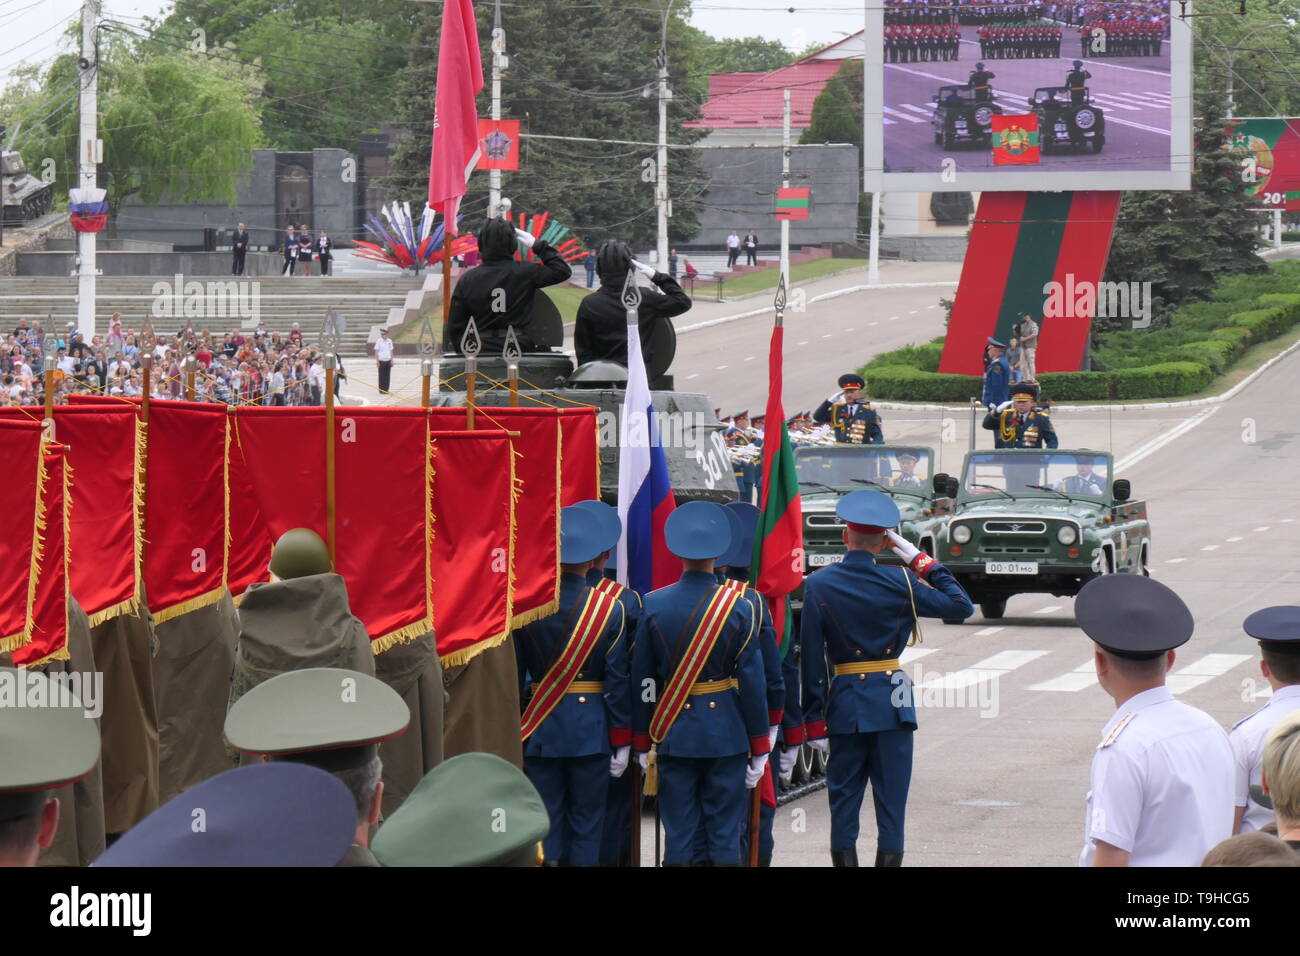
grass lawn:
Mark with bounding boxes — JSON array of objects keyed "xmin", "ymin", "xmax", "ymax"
[{"xmin": 718, "ymin": 257, "xmax": 868, "ymax": 297}]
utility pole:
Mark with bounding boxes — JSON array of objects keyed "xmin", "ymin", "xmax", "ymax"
[
  {"xmin": 656, "ymin": 1, "xmax": 675, "ymax": 267},
  {"xmin": 868, "ymin": 191, "xmax": 881, "ymax": 285},
  {"xmin": 780, "ymin": 89, "xmax": 790, "ymax": 292},
  {"xmin": 77, "ymin": 0, "xmax": 101, "ymax": 340},
  {"xmin": 489, "ymin": 0, "xmax": 507, "ymax": 216}
]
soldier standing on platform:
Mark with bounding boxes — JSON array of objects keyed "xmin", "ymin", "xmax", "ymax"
[
  {"xmin": 981, "ymin": 337, "xmax": 1012, "ymax": 411},
  {"xmin": 632, "ymin": 501, "xmax": 771, "ymax": 866},
  {"xmin": 801, "ymin": 491, "xmax": 974, "ymax": 866},
  {"xmin": 967, "ymin": 62, "xmax": 996, "ymax": 101},
  {"xmin": 814, "ymin": 373, "xmax": 885, "ymax": 445},
  {"xmin": 516, "ymin": 504, "xmax": 631, "ymax": 866},
  {"xmin": 1066, "ymin": 60, "xmax": 1092, "ymax": 103}
]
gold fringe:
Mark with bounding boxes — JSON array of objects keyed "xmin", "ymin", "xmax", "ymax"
[
  {"xmin": 643, "ymin": 746, "xmax": 659, "ymax": 796},
  {"xmin": 84, "ymin": 595, "xmax": 140, "ymax": 629},
  {"xmin": 510, "ymin": 599, "xmax": 559, "ymax": 631},
  {"xmin": 371, "ymin": 615, "xmax": 434, "ymax": 656},
  {"xmin": 22, "ymin": 644, "xmax": 71, "ymax": 669},
  {"xmin": 150, "ymin": 585, "xmax": 226, "ymax": 626},
  {"xmin": 437, "ymin": 625, "xmax": 511, "ymax": 668},
  {"xmin": 551, "ymin": 421, "xmax": 562, "ymax": 610},
  {"xmin": 423, "ymin": 417, "xmax": 436, "ymax": 650},
  {"xmin": 231, "ymin": 589, "xmax": 247, "ymax": 608},
  {"xmin": 18, "ymin": 440, "xmax": 52, "ymax": 655},
  {"xmin": 0, "ymin": 630, "xmax": 25, "ymax": 654},
  {"xmin": 132, "ymin": 416, "xmax": 147, "ymax": 605},
  {"xmin": 223, "ymin": 408, "xmax": 232, "ymax": 590},
  {"xmin": 59, "ymin": 452, "xmax": 72, "ymax": 661}
]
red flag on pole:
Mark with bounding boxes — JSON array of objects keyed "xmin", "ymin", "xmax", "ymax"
[{"xmin": 428, "ymin": 0, "xmax": 485, "ymax": 235}]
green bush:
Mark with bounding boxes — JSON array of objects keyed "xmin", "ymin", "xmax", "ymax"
[
  {"xmin": 1035, "ymin": 372, "xmax": 1116, "ymax": 401},
  {"xmin": 864, "ymin": 339, "xmax": 944, "ymax": 372},
  {"xmin": 1109, "ymin": 362, "xmax": 1214, "ymax": 398},
  {"xmin": 1165, "ymin": 339, "xmax": 1237, "ymax": 374},
  {"xmin": 1231, "ymin": 307, "xmax": 1291, "ymax": 341},
  {"xmin": 862, "ymin": 365, "xmax": 980, "ymax": 403},
  {"xmin": 862, "ymin": 362, "xmax": 1214, "ymax": 402}
]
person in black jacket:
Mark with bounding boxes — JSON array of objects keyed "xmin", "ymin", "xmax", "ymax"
[
  {"xmin": 232, "ymin": 222, "xmax": 249, "ymax": 276},
  {"xmin": 574, "ymin": 240, "xmax": 691, "ymax": 368},
  {"xmin": 445, "ymin": 218, "xmax": 572, "ymax": 353}
]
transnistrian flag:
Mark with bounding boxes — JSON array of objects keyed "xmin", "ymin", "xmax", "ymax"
[
  {"xmin": 617, "ymin": 275, "xmax": 677, "ymax": 594},
  {"xmin": 427, "ymin": 0, "xmax": 484, "ymax": 234},
  {"xmin": 750, "ymin": 285, "xmax": 803, "ymax": 654},
  {"xmin": 992, "ymin": 114, "xmax": 1040, "ymax": 165},
  {"xmin": 774, "ymin": 187, "xmax": 811, "ymax": 221}
]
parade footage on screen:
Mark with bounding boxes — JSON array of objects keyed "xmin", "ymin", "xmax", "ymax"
[{"xmin": 864, "ymin": 0, "xmax": 1192, "ymax": 192}]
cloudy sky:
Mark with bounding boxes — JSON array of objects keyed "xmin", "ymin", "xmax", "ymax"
[{"xmin": 3, "ymin": 1, "xmax": 866, "ymax": 89}]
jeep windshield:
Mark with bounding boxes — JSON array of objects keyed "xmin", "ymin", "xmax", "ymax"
[
  {"xmin": 1031, "ymin": 87, "xmax": 1071, "ymax": 105},
  {"xmin": 795, "ymin": 446, "xmax": 933, "ymax": 491},
  {"xmin": 962, "ymin": 452, "xmax": 1109, "ymax": 497}
]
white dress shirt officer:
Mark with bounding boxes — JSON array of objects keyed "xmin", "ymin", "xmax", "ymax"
[
  {"xmin": 1075, "ymin": 575, "xmax": 1235, "ymax": 867},
  {"xmin": 1229, "ymin": 605, "xmax": 1300, "ymax": 833}
]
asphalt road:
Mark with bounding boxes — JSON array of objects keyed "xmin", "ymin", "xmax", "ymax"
[{"xmin": 884, "ymin": 30, "xmax": 1172, "ymax": 175}]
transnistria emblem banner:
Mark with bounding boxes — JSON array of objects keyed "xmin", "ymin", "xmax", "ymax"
[{"xmin": 992, "ymin": 115, "xmax": 1040, "ymax": 165}]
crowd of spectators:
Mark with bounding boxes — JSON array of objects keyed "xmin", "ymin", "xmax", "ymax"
[{"xmin": 3, "ymin": 315, "xmax": 343, "ymax": 408}]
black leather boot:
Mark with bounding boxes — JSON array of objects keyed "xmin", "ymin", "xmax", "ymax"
[
  {"xmin": 830, "ymin": 848, "xmax": 859, "ymax": 867},
  {"xmin": 875, "ymin": 849, "xmax": 904, "ymax": 867}
]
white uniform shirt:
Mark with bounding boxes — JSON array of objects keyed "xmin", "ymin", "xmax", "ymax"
[
  {"xmin": 1228, "ymin": 683, "xmax": 1300, "ymax": 832},
  {"xmin": 374, "ymin": 336, "xmax": 394, "ymax": 362},
  {"xmin": 1080, "ymin": 685, "xmax": 1234, "ymax": 867}
]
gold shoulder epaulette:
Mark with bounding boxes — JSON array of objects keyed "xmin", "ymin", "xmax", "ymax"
[{"xmin": 1098, "ymin": 711, "xmax": 1136, "ymax": 749}]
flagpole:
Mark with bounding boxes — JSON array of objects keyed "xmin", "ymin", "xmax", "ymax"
[
  {"xmin": 780, "ymin": 89, "xmax": 790, "ymax": 293},
  {"xmin": 418, "ymin": 313, "xmax": 435, "ymax": 407},
  {"xmin": 320, "ymin": 311, "xmax": 341, "ymax": 565},
  {"xmin": 461, "ymin": 317, "xmax": 481, "ymax": 430},
  {"xmin": 504, "ymin": 325, "xmax": 521, "ymax": 407}
]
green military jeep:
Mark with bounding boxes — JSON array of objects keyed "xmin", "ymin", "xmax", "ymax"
[
  {"xmin": 796, "ymin": 443, "xmax": 957, "ymax": 579},
  {"xmin": 935, "ymin": 448, "xmax": 1150, "ymax": 620}
]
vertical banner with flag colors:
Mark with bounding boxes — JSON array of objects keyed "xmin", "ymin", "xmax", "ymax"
[
  {"xmin": 992, "ymin": 114, "xmax": 1040, "ymax": 165},
  {"xmin": 750, "ymin": 281, "xmax": 803, "ymax": 654},
  {"xmin": 616, "ymin": 276, "xmax": 676, "ymax": 594},
  {"xmin": 428, "ymin": 0, "xmax": 484, "ymax": 233}
]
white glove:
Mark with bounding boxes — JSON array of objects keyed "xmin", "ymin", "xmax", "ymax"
[
  {"xmin": 514, "ymin": 228, "xmax": 536, "ymax": 249},
  {"xmin": 637, "ymin": 751, "xmax": 650, "ymax": 772},
  {"xmin": 995, "ymin": 399, "xmax": 1014, "ymax": 413},
  {"xmin": 808, "ymin": 738, "xmax": 830, "ymax": 756},
  {"xmin": 630, "ymin": 258, "xmax": 656, "ymax": 278},
  {"xmin": 887, "ymin": 529, "xmax": 921, "ymax": 565},
  {"xmin": 745, "ymin": 753, "xmax": 770, "ymax": 789},
  {"xmin": 779, "ymin": 746, "xmax": 800, "ymax": 784},
  {"xmin": 609, "ymin": 745, "xmax": 630, "ymax": 778},
  {"xmin": 826, "ymin": 390, "xmax": 844, "ymax": 405},
  {"xmin": 768, "ymin": 725, "xmax": 779, "ymax": 751}
]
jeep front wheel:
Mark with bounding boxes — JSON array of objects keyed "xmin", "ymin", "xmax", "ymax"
[{"xmin": 980, "ymin": 597, "xmax": 1007, "ymax": 620}]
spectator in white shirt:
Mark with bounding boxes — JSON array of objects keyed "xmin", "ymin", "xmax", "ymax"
[{"xmin": 373, "ymin": 328, "xmax": 395, "ymax": 394}]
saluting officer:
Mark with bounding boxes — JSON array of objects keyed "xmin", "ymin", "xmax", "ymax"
[
  {"xmin": 814, "ymin": 373, "xmax": 885, "ymax": 445},
  {"xmin": 718, "ymin": 502, "xmax": 790, "ymax": 867},
  {"xmin": 515, "ymin": 503, "xmax": 631, "ymax": 867},
  {"xmin": 1066, "ymin": 60, "xmax": 1092, "ymax": 103},
  {"xmin": 983, "ymin": 381, "xmax": 1058, "ymax": 449},
  {"xmin": 802, "ymin": 491, "xmax": 973, "ymax": 867},
  {"xmin": 1076, "ymin": 576, "xmax": 1235, "ymax": 866},
  {"xmin": 632, "ymin": 501, "xmax": 771, "ymax": 867},
  {"xmin": 224, "ymin": 667, "xmax": 410, "ymax": 867},
  {"xmin": 569, "ymin": 499, "xmax": 645, "ymax": 867},
  {"xmin": 1229, "ymin": 606, "xmax": 1300, "ymax": 834},
  {"xmin": 967, "ymin": 62, "xmax": 996, "ymax": 101}
]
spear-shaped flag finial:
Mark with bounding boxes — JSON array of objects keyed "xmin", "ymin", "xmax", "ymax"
[
  {"xmin": 460, "ymin": 316, "xmax": 482, "ymax": 359},
  {"xmin": 417, "ymin": 313, "xmax": 436, "ymax": 358},
  {"xmin": 774, "ymin": 272, "xmax": 787, "ymax": 328},
  {"xmin": 140, "ymin": 314, "xmax": 157, "ymax": 356},
  {"xmin": 621, "ymin": 268, "xmax": 641, "ymax": 314},
  {"xmin": 503, "ymin": 324, "xmax": 522, "ymax": 366},
  {"xmin": 319, "ymin": 310, "xmax": 341, "ymax": 356}
]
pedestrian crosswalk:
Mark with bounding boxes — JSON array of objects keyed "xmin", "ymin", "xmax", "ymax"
[
  {"xmin": 883, "ymin": 90, "xmax": 1169, "ymax": 124},
  {"xmin": 889, "ymin": 639, "xmax": 1256, "ymax": 698}
]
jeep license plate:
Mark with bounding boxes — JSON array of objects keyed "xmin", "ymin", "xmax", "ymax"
[
  {"xmin": 986, "ymin": 561, "xmax": 1038, "ymax": 575},
  {"xmin": 807, "ymin": 554, "xmax": 844, "ymax": 568}
]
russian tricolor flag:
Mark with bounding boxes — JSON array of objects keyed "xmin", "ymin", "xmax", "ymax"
[{"xmin": 616, "ymin": 276, "xmax": 676, "ymax": 594}]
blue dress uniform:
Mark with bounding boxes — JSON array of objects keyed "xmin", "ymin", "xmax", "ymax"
[
  {"xmin": 632, "ymin": 502, "xmax": 771, "ymax": 866},
  {"xmin": 814, "ymin": 372, "xmax": 884, "ymax": 444},
  {"xmin": 981, "ymin": 337, "xmax": 1011, "ymax": 408},
  {"xmin": 801, "ymin": 491, "xmax": 973, "ymax": 867},
  {"xmin": 516, "ymin": 505, "xmax": 631, "ymax": 867}
]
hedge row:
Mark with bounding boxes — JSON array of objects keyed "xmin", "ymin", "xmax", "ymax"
[
  {"xmin": 861, "ymin": 266, "xmax": 1300, "ymax": 402},
  {"xmin": 863, "ymin": 362, "xmax": 1214, "ymax": 402}
]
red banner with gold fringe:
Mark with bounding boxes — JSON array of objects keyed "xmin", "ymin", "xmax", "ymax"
[
  {"xmin": 0, "ymin": 419, "xmax": 43, "ymax": 654},
  {"xmin": 428, "ymin": 407, "xmax": 561, "ymax": 629},
  {"xmin": 3, "ymin": 404, "xmax": 138, "ymax": 627},
  {"xmin": 232, "ymin": 407, "xmax": 432, "ymax": 650},
  {"xmin": 429, "ymin": 430, "xmax": 514, "ymax": 665},
  {"xmin": 226, "ymin": 406, "xmax": 275, "ymax": 600},
  {"xmin": 13, "ymin": 441, "xmax": 70, "ymax": 667},
  {"xmin": 558, "ymin": 406, "xmax": 601, "ymax": 506},
  {"xmin": 141, "ymin": 402, "xmax": 227, "ymax": 624}
]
